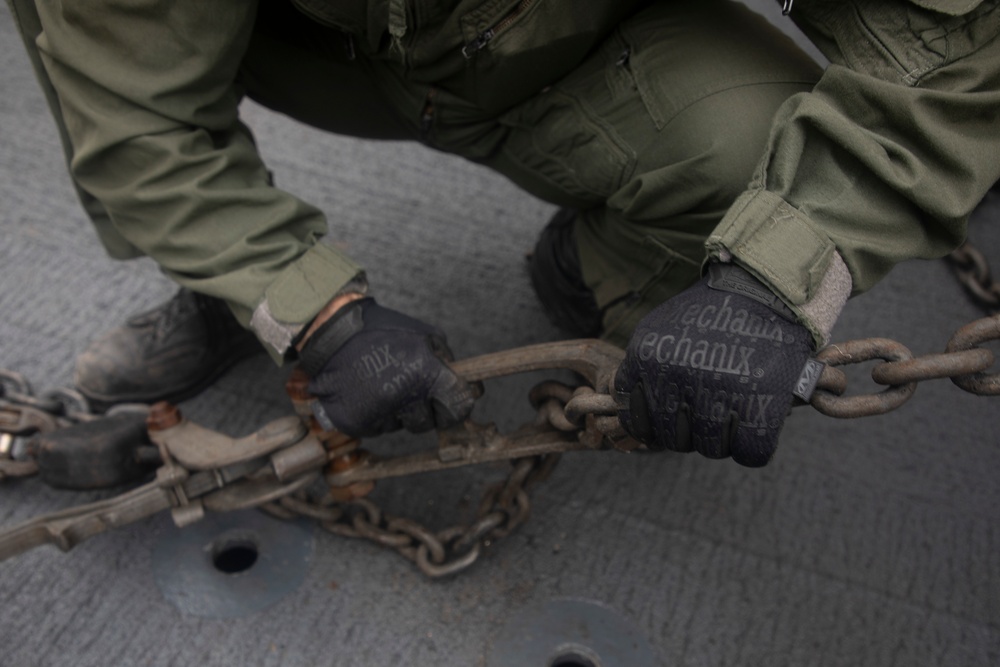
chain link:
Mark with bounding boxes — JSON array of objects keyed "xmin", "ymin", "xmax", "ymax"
[
  {"xmin": 809, "ymin": 242, "xmax": 1000, "ymax": 417},
  {"xmin": 262, "ymin": 375, "xmax": 615, "ymax": 578},
  {"xmin": 946, "ymin": 242, "xmax": 1000, "ymax": 312},
  {"xmin": 0, "ymin": 370, "xmax": 97, "ymax": 424},
  {"xmin": 0, "ymin": 456, "xmax": 39, "ymax": 481},
  {"xmin": 0, "ymin": 371, "xmax": 103, "ymax": 481},
  {"xmin": 1, "ymin": 241, "xmax": 996, "ymax": 575},
  {"xmin": 262, "ymin": 452, "xmax": 560, "ymax": 577}
]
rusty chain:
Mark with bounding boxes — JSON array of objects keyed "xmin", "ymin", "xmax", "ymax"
[
  {"xmin": 261, "ymin": 453, "xmax": 561, "ymax": 578},
  {"xmin": 0, "ymin": 370, "xmax": 100, "ymax": 480},
  {"xmin": 0, "ymin": 241, "xmax": 996, "ymax": 577},
  {"xmin": 809, "ymin": 319, "xmax": 999, "ymax": 417},
  {"xmin": 807, "ymin": 243, "xmax": 1000, "ymax": 417},
  {"xmin": 260, "ymin": 379, "xmax": 609, "ymax": 578},
  {"xmin": 946, "ymin": 241, "xmax": 1000, "ymax": 311}
]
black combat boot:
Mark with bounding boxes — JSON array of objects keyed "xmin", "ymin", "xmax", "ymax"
[
  {"xmin": 527, "ymin": 208, "xmax": 604, "ymax": 338},
  {"xmin": 74, "ymin": 289, "xmax": 262, "ymax": 409}
]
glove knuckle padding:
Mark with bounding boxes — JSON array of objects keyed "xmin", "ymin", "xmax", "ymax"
[
  {"xmin": 304, "ymin": 299, "xmax": 474, "ymax": 437},
  {"xmin": 616, "ymin": 266, "xmax": 813, "ymax": 467}
]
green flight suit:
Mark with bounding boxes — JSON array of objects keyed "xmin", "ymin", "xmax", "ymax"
[{"xmin": 7, "ymin": 0, "xmax": 1000, "ymax": 356}]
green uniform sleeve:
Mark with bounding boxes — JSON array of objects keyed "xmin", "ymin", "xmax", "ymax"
[
  {"xmin": 30, "ymin": 0, "xmax": 363, "ymax": 358},
  {"xmin": 707, "ymin": 0, "xmax": 1000, "ymax": 344}
]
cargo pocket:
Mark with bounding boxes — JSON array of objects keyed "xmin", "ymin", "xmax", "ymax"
[
  {"xmin": 496, "ymin": 89, "xmax": 636, "ymax": 205},
  {"xmin": 616, "ymin": 1, "xmax": 822, "ymax": 130}
]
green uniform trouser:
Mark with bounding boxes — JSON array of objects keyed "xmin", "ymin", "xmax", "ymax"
[
  {"xmin": 8, "ymin": 0, "xmax": 1000, "ymax": 355},
  {"xmin": 3, "ymin": 0, "xmax": 819, "ymax": 347},
  {"xmin": 240, "ymin": 0, "xmax": 821, "ymax": 345}
]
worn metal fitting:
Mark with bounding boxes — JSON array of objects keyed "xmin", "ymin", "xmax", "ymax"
[
  {"xmin": 171, "ymin": 501, "xmax": 206, "ymax": 528},
  {"xmin": 284, "ymin": 368, "xmax": 312, "ymax": 402},
  {"xmin": 285, "ymin": 370, "xmax": 364, "ymax": 447},
  {"xmin": 271, "ymin": 437, "xmax": 327, "ymax": 482},
  {"xmin": 284, "ymin": 368, "xmax": 316, "ymax": 423},
  {"xmin": 316, "ymin": 429, "xmax": 358, "ymax": 452},
  {"xmin": 147, "ymin": 402, "xmax": 182, "ymax": 432},
  {"xmin": 326, "ymin": 449, "xmax": 375, "ymax": 502}
]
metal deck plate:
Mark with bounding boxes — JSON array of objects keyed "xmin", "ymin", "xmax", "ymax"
[
  {"xmin": 489, "ymin": 598, "xmax": 658, "ymax": 667},
  {"xmin": 2, "ymin": 2, "xmax": 998, "ymax": 664},
  {"xmin": 151, "ymin": 510, "xmax": 314, "ymax": 619}
]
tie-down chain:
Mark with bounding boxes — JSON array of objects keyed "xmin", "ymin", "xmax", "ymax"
[
  {"xmin": 0, "ymin": 244, "xmax": 998, "ymax": 575},
  {"xmin": 0, "ymin": 371, "xmax": 104, "ymax": 481},
  {"xmin": 0, "ymin": 339, "xmax": 632, "ymax": 573}
]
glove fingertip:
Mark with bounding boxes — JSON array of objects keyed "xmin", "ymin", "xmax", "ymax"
[
  {"xmin": 732, "ymin": 448, "xmax": 773, "ymax": 468},
  {"xmin": 426, "ymin": 333, "xmax": 455, "ymax": 363},
  {"xmin": 399, "ymin": 401, "xmax": 436, "ymax": 434},
  {"xmin": 730, "ymin": 432, "xmax": 778, "ymax": 467},
  {"xmin": 430, "ymin": 375, "xmax": 477, "ymax": 430},
  {"xmin": 722, "ymin": 410, "xmax": 739, "ymax": 455},
  {"xmin": 672, "ymin": 403, "xmax": 694, "ymax": 453},
  {"xmin": 627, "ymin": 384, "xmax": 657, "ymax": 447}
]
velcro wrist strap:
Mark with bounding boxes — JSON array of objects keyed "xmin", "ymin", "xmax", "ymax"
[
  {"xmin": 706, "ymin": 262, "xmax": 798, "ymax": 323},
  {"xmin": 298, "ymin": 298, "xmax": 371, "ymax": 377}
]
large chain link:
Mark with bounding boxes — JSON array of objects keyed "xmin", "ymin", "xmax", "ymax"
[
  {"xmin": 260, "ymin": 242, "xmax": 998, "ymax": 576},
  {"xmin": 809, "ymin": 314, "xmax": 999, "ymax": 416},
  {"xmin": 808, "ymin": 242, "xmax": 1000, "ymax": 417},
  {"xmin": 1, "ymin": 241, "xmax": 996, "ymax": 577}
]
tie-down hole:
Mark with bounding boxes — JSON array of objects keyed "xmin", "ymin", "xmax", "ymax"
[
  {"xmin": 210, "ymin": 530, "xmax": 260, "ymax": 574},
  {"xmin": 549, "ymin": 644, "xmax": 602, "ymax": 667}
]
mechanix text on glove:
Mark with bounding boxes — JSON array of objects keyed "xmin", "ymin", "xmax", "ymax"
[
  {"xmin": 615, "ymin": 263, "xmax": 820, "ymax": 466},
  {"xmin": 299, "ymin": 298, "xmax": 476, "ymax": 437}
]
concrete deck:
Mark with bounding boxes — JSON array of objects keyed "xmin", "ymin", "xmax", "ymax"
[{"xmin": 1, "ymin": 2, "xmax": 997, "ymax": 665}]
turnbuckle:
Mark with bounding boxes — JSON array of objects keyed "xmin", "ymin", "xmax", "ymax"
[
  {"xmin": 0, "ymin": 404, "xmax": 322, "ymax": 562},
  {"xmin": 0, "ymin": 340, "xmax": 628, "ymax": 562},
  {"xmin": 319, "ymin": 338, "xmax": 630, "ymax": 487}
]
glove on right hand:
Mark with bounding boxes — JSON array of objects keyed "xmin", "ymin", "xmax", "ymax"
[
  {"xmin": 615, "ymin": 264, "xmax": 820, "ymax": 466},
  {"xmin": 299, "ymin": 298, "xmax": 476, "ymax": 437}
]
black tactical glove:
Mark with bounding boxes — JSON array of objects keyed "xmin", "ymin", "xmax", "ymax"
[
  {"xmin": 615, "ymin": 263, "xmax": 823, "ymax": 467},
  {"xmin": 299, "ymin": 298, "xmax": 476, "ymax": 437}
]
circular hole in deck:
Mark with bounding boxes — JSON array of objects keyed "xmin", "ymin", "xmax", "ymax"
[
  {"xmin": 211, "ymin": 534, "xmax": 260, "ymax": 574},
  {"xmin": 549, "ymin": 648, "xmax": 601, "ymax": 667},
  {"xmin": 153, "ymin": 510, "xmax": 314, "ymax": 618}
]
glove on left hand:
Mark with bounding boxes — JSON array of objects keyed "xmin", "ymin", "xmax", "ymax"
[
  {"xmin": 299, "ymin": 298, "xmax": 476, "ymax": 437},
  {"xmin": 615, "ymin": 263, "xmax": 821, "ymax": 466}
]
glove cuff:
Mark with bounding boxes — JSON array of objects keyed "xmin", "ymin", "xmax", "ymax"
[
  {"xmin": 709, "ymin": 253, "xmax": 851, "ymax": 348},
  {"xmin": 298, "ymin": 297, "xmax": 371, "ymax": 377},
  {"xmin": 796, "ymin": 251, "xmax": 851, "ymax": 347},
  {"xmin": 706, "ymin": 263, "xmax": 798, "ymax": 322}
]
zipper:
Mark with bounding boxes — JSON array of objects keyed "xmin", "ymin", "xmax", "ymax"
[
  {"xmin": 344, "ymin": 33, "xmax": 357, "ymax": 61},
  {"xmin": 461, "ymin": 0, "xmax": 537, "ymax": 59},
  {"xmin": 420, "ymin": 88, "xmax": 438, "ymax": 142}
]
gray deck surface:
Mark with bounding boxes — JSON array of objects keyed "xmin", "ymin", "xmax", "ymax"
[{"xmin": 1, "ymin": 3, "xmax": 998, "ymax": 666}]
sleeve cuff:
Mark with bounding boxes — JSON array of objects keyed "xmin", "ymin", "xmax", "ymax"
[
  {"xmin": 706, "ymin": 189, "xmax": 851, "ymax": 346},
  {"xmin": 249, "ymin": 243, "xmax": 366, "ymax": 360}
]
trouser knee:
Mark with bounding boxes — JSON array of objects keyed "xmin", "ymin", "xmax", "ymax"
[
  {"xmin": 500, "ymin": 1, "xmax": 823, "ymax": 345},
  {"xmin": 576, "ymin": 78, "xmax": 821, "ymax": 346}
]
